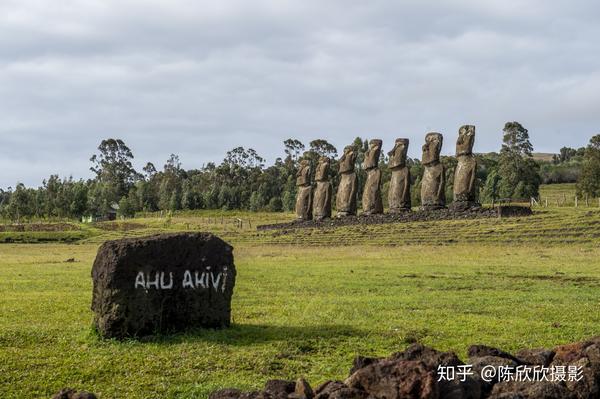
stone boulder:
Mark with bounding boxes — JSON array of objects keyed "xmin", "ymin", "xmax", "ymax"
[
  {"xmin": 345, "ymin": 359, "xmax": 438, "ymax": 399},
  {"xmin": 264, "ymin": 380, "xmax": 296, "ymax": 399},
  {"xmin": 467, "ymin": 345, "xmax": 522, "ymax": 365},
  {"xmin": 488, "ymin": 380, "xmax": 572, "ymax": 399},
  {"xmin": 515, "ymin": 348, "xmax": 555, "ymax": 367},
  {"xmin": 314, "ymin": 381, "xmax": 366, "ymax": 399},
  {"xmin": 551, "ymin": 337, "xmax": 600, "ymax": 399},
  {"xmin": 346, "ymin": 344, "xmax": 481, "ymax": 399},
  {"xmin": 91, "ymin": 232, "xmax": 236, "ymax": 339},
  {"xmin": 51, "ymin": 389, "xmax": 97, "ymax": 399},
  {"xmin": 293, "ymin": 378, "xmax": 315, "ymax": 399}
]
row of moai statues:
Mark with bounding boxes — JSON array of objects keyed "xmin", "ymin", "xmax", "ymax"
[{"xmin": 295, "ymin": 125, "xmax": 478, "ymax": 220}]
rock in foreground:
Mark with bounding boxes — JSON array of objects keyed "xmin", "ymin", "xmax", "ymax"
[
  {"xmin": 91, "ymin": 233, "xmax": 235, "ymax": 339},
  {"xmin": 51, "ymin": 388, "xmax": 97, "ymax": 399},
  {"xmin": 211, "ymin": 337, "xmax": 600, "ymax": 399}
]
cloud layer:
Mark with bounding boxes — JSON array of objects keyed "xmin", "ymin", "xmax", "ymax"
[{"xmin": 1, "ymin": 0, "xmax": 599, "ymax": 187}]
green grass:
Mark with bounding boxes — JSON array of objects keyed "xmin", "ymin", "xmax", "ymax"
[
  {"xmin": 539, "ymin": 182, "xmax": 600, "ymax": 206},
  {"xmin": 1, "ymin": 243, "xmax": 600, "ymax": 398}
]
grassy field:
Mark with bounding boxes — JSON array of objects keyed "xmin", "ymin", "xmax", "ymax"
[{"xmin": 1, "ymin": 184, "xmax": 600, "ymax": 398}]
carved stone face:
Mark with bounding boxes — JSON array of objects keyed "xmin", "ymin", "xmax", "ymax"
[
  {"xmin": 422, "ymin": 132, "xmax": 443, "ymax": 166},
  {"xmin": 296, "ymin": 159, "xmax": 311, "ymax": 186},
  {"xmin": 388, "ymin": 138, "xmax": 409, "ymax": 169},
  {"xmin": 363, "ymin": 139, "xmax": 383, "ymax": 170},
  {"xmin": 456, "ymin": 125, "xmax": 475, "ymax": 156},
  {"xmin": 339, "ymin": 146, "xmax": 356, "ymax": 174},
  {"xmin": 315, "ymin": 156, "xmax": 330, "ymax": 181}
]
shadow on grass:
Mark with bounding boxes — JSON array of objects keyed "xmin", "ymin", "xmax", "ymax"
[{"xmin": 120, "ymin": 323, "xmax": 366, "ymax": 346}]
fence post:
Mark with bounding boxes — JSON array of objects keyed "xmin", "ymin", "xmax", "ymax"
[{"xmin": 575, "ymin": 196, "xmax": 578, "ymax": 208}]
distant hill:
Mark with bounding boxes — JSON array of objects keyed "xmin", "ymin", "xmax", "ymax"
[
  {"xmin": 532, "ymin": 153, "xmax": 557, "ymax": 162},
  {"xmin": 474, "ymin": 152, "xmax": 557, "ymax": 162}
]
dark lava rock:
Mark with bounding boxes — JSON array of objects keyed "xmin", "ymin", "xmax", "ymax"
[
  {"xmin": 240, "ymin": 392, "xmax": 274, "ymax": 399},
  {"xmin": 91, "ymin": 232, "xmax": 236, "ymax": 339},
  {"xmin": 551, "ymin": 337, "xmax": 600, "ymax": 399},
  {"xmin": 345, "ymin": 359, "xmax": 438, "ymax": 399},
  {"xmin": 552, "ymin": 337, "xmax": 600, "ymax": 365},
  {"xmin": 208, "ymin": 338, "xmax": 600, "ymax": 399},
  {"xmin": 348, "ymin": 356, "xmax": 379, "ymax": 376},
  {"xmin": 325, "ymin": 388, "xmax": 368, "ymax": 399},
  {"xmin": 293, "ymin": 378, "xmax": 314, "ymax": 399},
  {"xmin": 448, "ymin": 201, "xmax": 481, "ymax": 212},
  {"xmin": 313, "ymin": 381, "xmax": 367, "ymax": 399},
  {"xmin": 515, "ymin": 348, "xmax": 555, "ymax": 367},
  {"xmin": 210, "ymin": 388, "xmax": 243, "ymax": 399},
  {"xmin": 51, "ymin": 389, "xmax": 97, "ymax": 399},
  {"xmin": 264, "ymin": 380, "xmax": 295, "ymax": 398},
  {"xmin": 488, "ymin": 380, "xmax": 572, "ymax": 399},
  {"xmin": 391, "ymin": 343, "xmax": 464, "ymax": 368},
  {"xmin": 314, "ymin": 381, "xmax": 348, "ymax": 399},
  {"xmin": 467, "ymin": 345, "xmax": 522, "ymax": 365},
  {"xmin": 469, "ymin": 355, "xmax": 519, "ymax": 394},
  {"xmin": 359, "ymin": 344, "xmax": 481, "ymax": 399}
]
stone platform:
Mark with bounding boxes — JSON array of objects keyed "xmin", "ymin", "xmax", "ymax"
[{"xmin": 257, "ymin": 206, "xmax": 532, "ymax": 231}]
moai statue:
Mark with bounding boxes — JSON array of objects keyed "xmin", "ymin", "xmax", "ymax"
[
  {"xmin": 295, "ymin": 159, "xmax": 312, "ymax": 220},
  {"xmin": 451, "ymin": 125, "xmax": 480, "ymax": 211},
  {"xmin": 336, "ymin": 146, "xmax": 358, "ymax": 217},
  {"xmin": 362, "ymin": 139, "xmax": 384, "ymax": 215},
  {"xmin": 388, "ymin": 138, "xmax": 411, "ymax": 213},
  {"xmin": 312, "ymin": 156, "xmax": 333, "ymax": 221},
  {"xmin": 420, "ymin": 132, "xmax": 446, "ymax": 210}
]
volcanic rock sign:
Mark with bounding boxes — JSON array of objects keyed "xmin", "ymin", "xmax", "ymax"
[
  {"xmin": 361, "ymin": 139, "xmax": 384, "ymax": 215},
  {"xmin": 451, "ymin": 125, "xmax": 480, "ymax": 211},
  {"xmin": 336, "ymin": 145, "xmax": 358, "ymax": 217},
  {"xmin": 91, "ymin": 232, "xmax": 236, "ymax": 339},
  {"xmin": 420, "ymin": 132, "xmax": 446, "ymax": 210},
  {"xmin": 387, "ymin": 138, "xmax": 411, "ymax": 213},
  {"xmin": 295, "ymin": 159, "xmax": 312, "ymax": 221},
  {"xmin": 312, "ymin": 156, "xmax": 332, "ymax": 221}
]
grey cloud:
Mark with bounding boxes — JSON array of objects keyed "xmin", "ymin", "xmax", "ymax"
[{"xmin": 1, "ymin": 0, "xmax": 599, "ymax": 187}]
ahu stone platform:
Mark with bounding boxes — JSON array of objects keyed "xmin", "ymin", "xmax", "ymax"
[{"xmin": 257, "ymin": 206, "xmax": 532, "ymax": 231}]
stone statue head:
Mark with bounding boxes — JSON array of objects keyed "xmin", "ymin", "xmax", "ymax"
[
  {"xmin": 456, "ymin": 125, "xmax": 475, "ymax": 156},
  {"xmin": 363, "ymin": 139, "xmax": 383, "ymax": 170},
  {"xmin": 315, "ymin": 156, "xmax": 331, "ymax": 181},
  {"xmin": 422, "ymin": 132, "xmax": 443, "ymax": 166},
  {"xmin": 388, "ymin": 138, "xmax": 409, "ymax": 169},
  {"xmin": 339, "ymin": 145, "xmax": 356, "ymax": 174},
  {"xmin": 296, "ymin": 159, "xmax": 311, "ymax": 186}
]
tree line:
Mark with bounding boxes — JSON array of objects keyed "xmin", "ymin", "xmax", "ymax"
[{"xmin": 1, "ymin": 122, "xmax": 599, "ymax": 221}]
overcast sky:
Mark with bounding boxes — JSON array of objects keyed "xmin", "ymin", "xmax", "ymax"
[{"xmin": 1, "ymin": 0, "xmax": 599, "ymax": 188}]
